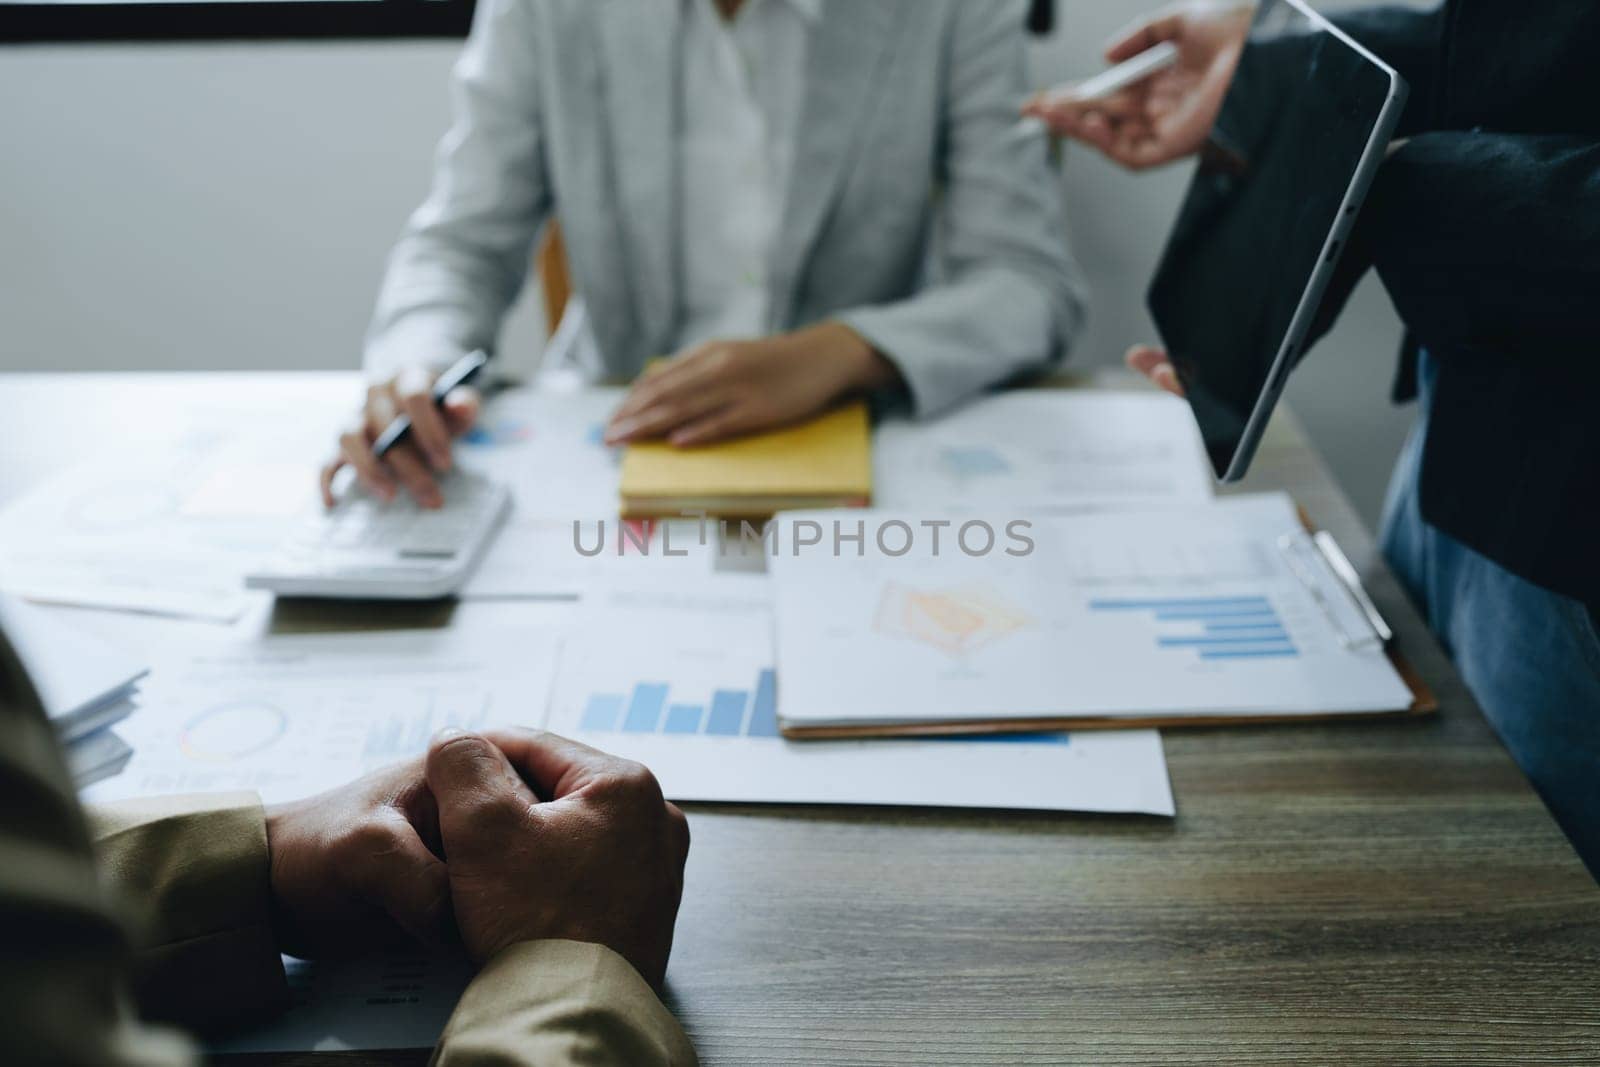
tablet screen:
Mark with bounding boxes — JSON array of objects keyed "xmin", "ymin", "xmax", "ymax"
[{"xmin": 1147, "ymin": 0, "xmax": 1398, "ymax": 480}]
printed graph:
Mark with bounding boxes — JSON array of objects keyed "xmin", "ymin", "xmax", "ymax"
[
  {"xmin": 579, "ymin": 669, "xmax": 780, "ymax": 739},
  {"xmin": 462, "ymin": 417, "xmax": 614, "ymax": 454},
  {"xmin": 939, "ymin": 445, "xmax": 1011, "ymax": 480},
  {"xmin": 361, "ymin": 692, "xmax": 495, "ymax": 762},
  {"xmin": 462, "ymin": 420, "xmax": 533, "ymax": 446},
  {"xmin": 1089, "ymin": 596, "xmax": 1298, "ymax": 660},
  {"xmin": 180, "ymin": 701, "xmax": 288, "ymax": 761},
  {"xmin": 874, "ymin": 582, "xmax": 1033, "ymax": 657}
]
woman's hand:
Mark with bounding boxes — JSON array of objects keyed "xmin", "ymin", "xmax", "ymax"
[
  {"xmin": 1024, "ymin": 3, "xmax": 1253, "ymax": 171},
  {"xmin": 319, "ymin": 364, "xmax": 481, "ymax": 508},
  {"xmin": 604, "ymin": 322, "xmax": 901, "ymax": 447},
  {"xmin": 1126, "ymin": 343, "xmax": 1186, "ymax": 396}
]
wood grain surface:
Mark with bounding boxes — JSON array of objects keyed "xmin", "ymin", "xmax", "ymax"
[{"xmin": 3, "ymin": 371, "xmax": 1595, "ymax": 1066}]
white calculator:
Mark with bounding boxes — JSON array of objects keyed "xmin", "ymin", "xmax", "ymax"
[{"xmin": 247, "ymin": 470, "xmax": 511, "ymax": 599}]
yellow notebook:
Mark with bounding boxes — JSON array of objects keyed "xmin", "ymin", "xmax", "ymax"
[{"xmin": 620, "ymin": 403, "xmax": 873, "ymax": 519}]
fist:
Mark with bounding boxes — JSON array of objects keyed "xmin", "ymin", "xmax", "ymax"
[
  {"xmin": 264, "ymin": 758, "xmax": 453, "ymax": 959},
  {"xmin": 424, "ymin": 729, "xmax": 691, "ymax": 988}
]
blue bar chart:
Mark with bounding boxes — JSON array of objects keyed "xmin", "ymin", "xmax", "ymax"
[
  {"xmin": 580, "ymin": 669, "xmax": 781, "ymax": 740},
  {"xmin": 1088, "ymin": 596, "xmax": 1298, "ymax": 660},
  {"xmin": 540, "ymin": 589, "xmax": 1177, "ymax": 812}
]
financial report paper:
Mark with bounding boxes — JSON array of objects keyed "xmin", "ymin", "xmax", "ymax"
[
  {"xmin": 83, "ymin": 623, "xmax": 560, "ymax": 806},
  {"xmin": 454, "ymin": 385, "xmax": 626, "ymax": 521},
  {"xmin": 545, "ymin": 578, "xmax": 1175, "ymax": 815},
  {"xmin": 770, "ymin": 493, "xmax": 1415, "ymax": 729},
  {"xmin": 455, "ymin": 387, "xmax": 733, "ymax": 598},
  {"xmin": 873, "ymin": 391, "xmax": 1214, "ymax": 510},
  {"xmin": 0, "ymin": 393, "xmax": 348, "ymax": 622}
]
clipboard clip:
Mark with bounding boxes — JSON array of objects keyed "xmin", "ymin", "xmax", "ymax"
[{"xmin": 1276, "ymin": 530, "xmax": 1393, "ymax": 650}]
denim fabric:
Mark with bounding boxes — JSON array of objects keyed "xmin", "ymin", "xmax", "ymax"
[{"xmin": 1381, "ymin": 353, "xmax": 1600, "ymax": 881}]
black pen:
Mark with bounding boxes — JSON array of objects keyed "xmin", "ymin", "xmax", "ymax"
[{"xmin": 371, "ymin": 350, "xmax": 491, "ymax": 459}]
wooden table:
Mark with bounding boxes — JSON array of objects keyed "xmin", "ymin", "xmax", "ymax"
[{"xmin": 4, "ymin": 372, "xmax": 1597, "ymax": 1066}]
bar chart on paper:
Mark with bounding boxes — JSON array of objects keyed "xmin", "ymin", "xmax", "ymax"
[
  {"xmin": 770, "ymin": 495, "xmax": 1418, "ymax": 727},
  {"xmin": 1088, "ymin": 596, "xmax": 1300, "ymax": 661},
  {"xmin": 544, "ymin": 583, "xmax": 1173, "ymax": 813},
  {"xmin": 578, "ymin": 669, "xmax": 780, "ymax": 739}
]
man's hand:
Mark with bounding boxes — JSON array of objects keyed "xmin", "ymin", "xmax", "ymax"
[
  {"xmin": 1024, "ymin": 3, "xmax": 1253, "ymax": 170},
  {"xmin": 264, "ymin": 759, "xmax": 453, "ymax": 959},
  {"xmin": 1126, "ymin": 343, "xmax": 1186, "ymax": 396},
  {"xmin": 425, "ymin": 729, "xmax": 690, "ymax": 988},
  {"xmin": 604, "ymin": 322, "xmax": 901, "ymax": 447},
  {"xmin": 319, "ymin": 364, "xmax": 482, "ymax": 509}
]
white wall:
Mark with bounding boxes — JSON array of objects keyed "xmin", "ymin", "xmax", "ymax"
[
  {"xmin": 0, "ymin": 10, "xmax": 1414, "ymax": 523},
  {"xmin": 0, "ymin": 42, "xmax": 547, "ymax": 380}
]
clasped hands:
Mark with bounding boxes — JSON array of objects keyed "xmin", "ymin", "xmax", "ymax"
[{"xmin": 264, "ymin": 729, "xmax": 690, "ymax": 989}]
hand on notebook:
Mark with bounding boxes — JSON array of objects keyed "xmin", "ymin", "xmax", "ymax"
[
  {"xmin": 1024, "ymin": 2, "xmax": 1251, "ymax": 170},
  {"xmin": 264, "ymin": 758, "xmax": 454, "ymax": 958},
  {"xmin": 425, "ymin": 728, "xmax": 690, "ymax": 988},
  {"xmin": 1127, "ymin": 344, "xmax": 1186, "ymax": 396},
  {"xmin": 320, "ymin": 364, "xmax": 482, "ymax": 509},
  {"xmin": 604, "ymin": 322, "xmax": 901, "ymax": 447}
]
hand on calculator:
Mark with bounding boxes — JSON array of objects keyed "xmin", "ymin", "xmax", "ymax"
[{"xmin": 321, "ymin": 363, "xmax": 483, "ymax": 510}]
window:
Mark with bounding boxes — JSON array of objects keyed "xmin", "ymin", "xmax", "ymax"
[{"xmin": 0, "ymin": 0, "xmax": 474, "ymax": 44}]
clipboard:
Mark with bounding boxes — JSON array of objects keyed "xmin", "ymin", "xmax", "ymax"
[{"xmin": 777, "ymin": 508, "xmax": 1437, "ymax": 740}]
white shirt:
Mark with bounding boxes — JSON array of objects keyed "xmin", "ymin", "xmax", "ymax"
[
  {"xmin": 675, "ymin": 0, "xmax": 817, "ymax": 348},
  {"xmin": 556, "ymin": 0, "xmax": 816, "ymax": 372}
]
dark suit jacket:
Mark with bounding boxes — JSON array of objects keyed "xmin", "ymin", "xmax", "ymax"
[{"xmin": 1327, "ymin": 3, "xmax": 1600, "ymax": 606}]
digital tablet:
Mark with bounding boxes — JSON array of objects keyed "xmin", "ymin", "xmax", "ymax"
[{"xmin": 1147, "ymin": 0, "xmax": 1408, "ymax": 482}]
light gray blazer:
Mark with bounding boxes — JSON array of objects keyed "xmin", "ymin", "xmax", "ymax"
[{"xmin": 366, "ymin": 0, "xmax": 1086, "ymax": 416}]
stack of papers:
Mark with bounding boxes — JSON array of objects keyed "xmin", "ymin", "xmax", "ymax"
[
  {"xmin": 543, "ymin": 577, "xmax": 1175, "ymax": 815},
  {"xmin": 0, "ymin": 596, "xmax": 147, "ymax": 786}
]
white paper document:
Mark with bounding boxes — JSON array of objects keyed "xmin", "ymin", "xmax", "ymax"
[
  {"xmin": 0, "ymin": 447, "xmax": 322, "ymax": 622},
  {"xmin": 769, "ymin": 494, "xmax": 1415, "ymax": 729},
  {"xmin": 455, "ymin": 386, "xmax": 626, "ymax": 521},
  {"xmin": 84, "ymin": 623, "xmax": 559, "ymax": 806},
  {"xmin": 461, "ymin": 516, "xmax": 718, "ymax": 599},
  {"xmin": 455, "ymin": 387, "xmax": 732, "ymax": 599},
  {"xmin": 545, "ymin": 579, "xmax": 1175, "ymax": 815},
  {"xmin": 873, "ymin": 391, "xmax": 1214, "ymax": 510}
]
